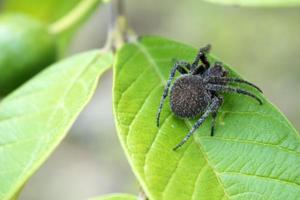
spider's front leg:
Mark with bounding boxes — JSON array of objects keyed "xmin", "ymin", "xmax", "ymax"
[
  {"xmin": 156, "ymin": 61, "xmax": 190, "ymax": 127},
  {"xmin": 207, "ymin": 76, "xmax": 263, "ymax": 93},
  {"xmin": 191, "ymin": 44, "xmax": 211, "ymax": 72},
  {"xmin": 173, "ymin": 96, "xmax": 222, "ymax": 151},
  {"xmin": 206, "ymin": 84, "xmax": 263, "ymax": 105}
]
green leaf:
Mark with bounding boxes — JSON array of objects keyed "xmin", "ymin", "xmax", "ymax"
[
  {"xmin": 0, "ymin": 50, "xmax": 113, "ymax": 200},
  {"xmin": 202, "ymin": 0, "xmax": 300, "ymax": 7},
  {"xmin": 3, "ymin": 0, "xmax": 81, "ymax": 23},
  {"xmin": 113, "ymin": 36, "xmax": 300, "ymax": 200},
  {"xmin": 90, "ymin": 193, "xmax": 137, "ymax": 200}
]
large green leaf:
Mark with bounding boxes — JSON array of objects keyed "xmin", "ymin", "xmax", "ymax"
[
  {"xmin": 90, "ymin": 193, "xmax": 136, "ymax": 200},
  {"xmin": 202, "ymin": 0, "xmax": 300, "ymax": 7},
  {"xmin": 0, "ymin": 50, "xmax": 113, "ymax": 200},
  {"xmin": 113, "ymin": 36, "xmax": 300, "ymax": 200}
]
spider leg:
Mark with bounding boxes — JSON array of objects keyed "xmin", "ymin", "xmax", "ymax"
[
  {"xmin": 207, "ymin": 77, "xmax": 262, "ymax": 93},
  {"xmin": 206, "ymin": 84, "xmax": 263, "ymax": 105},
  {"xmin": 191, "ymin": 64, "xmax": 205, "ymax": 75},
  {"xmin": 211, "ymin": 112, "xmax": 217, "ymax": 136},
  {"xmin": 191, "ymin": 44, "xmax": 211, "ymax": 72},
  {"xmin": 173, "ymin": 96, "xmax": 222, "ymax": 151},
  {"xmin": 156, "ymin": 62, "xmax": 190, "ymax": 127},
  {"xmin": 175, "ymin": 60, "xmax": 190, "ymax": 74},
  {"xmin": 211, "ymin": 96, "xmax": 223, "ymax": 136}
]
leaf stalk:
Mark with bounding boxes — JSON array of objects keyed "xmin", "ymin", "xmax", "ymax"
[{"xmin": 104, "ymin": 0, "xmax": 136, "ymax": 51}]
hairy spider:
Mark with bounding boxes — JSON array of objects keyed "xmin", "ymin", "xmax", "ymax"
[{"xmin": 156, "ymin": 45, "xmax": 263, "ymax": 151}]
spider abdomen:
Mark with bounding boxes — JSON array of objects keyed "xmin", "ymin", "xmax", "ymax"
[{"xmin": 170, "ymin": 75, "xmax": 211, "ymax": 118}]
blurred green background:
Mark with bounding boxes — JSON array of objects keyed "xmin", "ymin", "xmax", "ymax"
[{"xmin": 1, "ymin": 0, "xmax": 299, "ymax": 199}]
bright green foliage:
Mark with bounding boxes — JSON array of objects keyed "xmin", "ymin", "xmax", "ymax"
[
  {"xmin": 113, "ymin": 36, "xmax": 300, "ymax": 200},
  {"xmin": 4, "ymin": 0, "xmax": 81, "ymax": 23},
  {"xmin": 203, "ymin": 0, "xmax": 300, "ymax": 7},
  {"xmin": 0, "ymin": 14, "xmax": 57, "ymax": 95},
  {"xmin": 0, "ymin": 50, "xmax": 113, "ymax": 200},
  {"xmin": 90, "ymin": 193, "xmax": 137, "ymax": 200}
]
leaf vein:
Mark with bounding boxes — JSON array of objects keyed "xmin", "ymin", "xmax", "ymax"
[
  {"xmin": 222, "ymin": 171, "xmax": 300, "ymax": 188},
  {"xmin": 126, "ymin": 84, "xmax": 161, "ymax": 149},
  {"xmin": 200, "ymin": 136, "xmax": 300, "ymax": 156}
]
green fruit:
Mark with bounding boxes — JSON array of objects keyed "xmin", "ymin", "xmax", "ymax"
[{"xmin": 0, "ymin": 13, "xmax": 57, "ymax": 95}]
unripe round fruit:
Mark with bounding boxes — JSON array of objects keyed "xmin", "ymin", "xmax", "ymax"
[{"xmin": 0, "ymin": 13, "xmax": 57, "ymax": 95}]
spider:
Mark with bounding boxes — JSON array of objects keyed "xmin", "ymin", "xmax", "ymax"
[{"xmin": 156, "ymin": 45, "xmax": 263, "ymax": 151}]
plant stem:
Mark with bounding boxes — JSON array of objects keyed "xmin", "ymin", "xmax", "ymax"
[
  {"xmin": 49, "ymin": 0, "xmax": 105, "ymax": 35},
  {"xmin": 104, "ymin": 0, "xmax": 136, "ymax": 51}
]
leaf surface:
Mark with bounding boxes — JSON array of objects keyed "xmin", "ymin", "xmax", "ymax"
[
  {"xmin": 203, "ymin": 0, "xmax": 300, "ymax": 7},
  {"xmin": 0, "ymin": 50, "xmax": 113, "ymax": 200},
  {"xmin": 90, "ymin": 193, "xmax": 136, "ymax": 200},
  {"xmin": 113, "ymin": 36, "xmax": 300, "ymax": 200}
]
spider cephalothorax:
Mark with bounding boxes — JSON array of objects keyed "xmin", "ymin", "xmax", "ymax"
[{"xmin": 156, "ymin": 45, "xmax": 263, "ymax": 150}]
